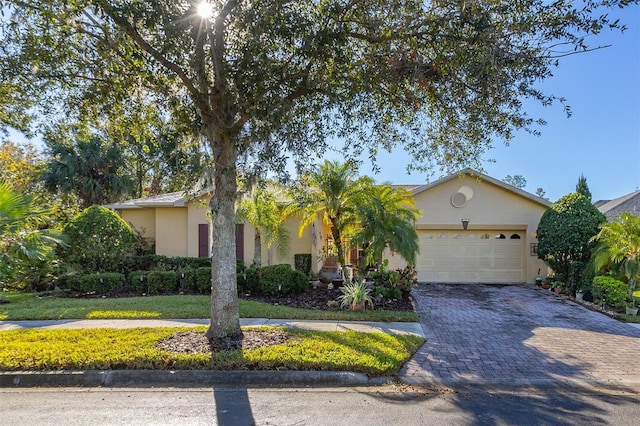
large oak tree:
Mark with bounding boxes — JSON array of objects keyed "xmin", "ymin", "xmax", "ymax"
[{"xmin": 0, "ymin": 0, "xmax": 635, "ymax": 341}]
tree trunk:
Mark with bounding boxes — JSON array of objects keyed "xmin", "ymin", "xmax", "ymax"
[
  {"xmin": 253, "ymin": 229, "xmax": 262, "ymax": 267},
  {"xmin": 205, "ymin": 130, "xmax": 241, "ymax": 341},
  {"xmin": 330, "ymin": 221, "xmax": 348, "ymax": 282}
]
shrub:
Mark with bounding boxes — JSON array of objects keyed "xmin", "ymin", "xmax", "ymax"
[
  {"xmin": 129, "ymin": 270, "xmax": 177, "ymax": 294},
  {"xmin": 260, "ymin": 264, "xmax": 292, "ymax": 295},
  {"xmin": 195, "ymin": 267, "xmax": 211, "ymax": 294},
  {"xmin": 147, "ymin": 270, "xmax": 178, "ymax": 294},
  {"xmin": 289, "ymin": 269, "xmax": 309, "ymax": 294},
  {"xmin": 243, "ymin": 267, "xmax": 262, "ymax": 294},
  {"xmin": 176, "ymin": 268, "xmax": 197, "ymax": 292},
  {"xmin": 592, "ymin": 276, "xmax": 628, "ymax": 308},
  {"xmin": 294, "ymin": 254, "xmax": 312, "ymax": 275},
  {"xmin": 536, "ymin": 193, "xmax": 605, "ymax": 294},
  {"xmin": 238, "ymin": 265, "xmax": 309, "ymax": 296},
  {"xmin": 59, "ymin": 205, "xmax": 136, "ymax": 272},
  {"xmin": 58, "ymin": 272, "xmax": 125, "ymax": 294}
]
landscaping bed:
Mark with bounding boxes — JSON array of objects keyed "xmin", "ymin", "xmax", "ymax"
[{"xmin": 241, "ymin": 287, "xmax": 414, "ymax": 312}]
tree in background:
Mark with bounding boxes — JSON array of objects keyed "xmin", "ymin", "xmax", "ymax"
[
  {"xmin": 537, "ymin": 193, "xmax": 606, "ymax": 295},
  {"xmin": 504, "ymin": 175, "xmax": 527, "ymax": 190},
  {"xmin": 576, "ymin": 174, "xmax": 592, "ymax": 201},
  {"xmin": 1, "ymin": 0, "xmax": 635, "ymax": 342},
  {"xmin": 535, "ymin": 188, "xmax": 548, "ymax": 200},
  {"xmin": 591, "ymin": 213, "xmax": 640, "ymax": 305},
  {"xmin": 43, "ymin": 133, "xmax": 133, "ymax": 209},
  {"xmin": 236, "ymin": 185, "xmax": 290, "ymax": 267}
]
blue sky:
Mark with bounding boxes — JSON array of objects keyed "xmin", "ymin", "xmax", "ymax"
[{"xmin": 341, "ymin": 6, "xmax": 640, "ymax": 203}]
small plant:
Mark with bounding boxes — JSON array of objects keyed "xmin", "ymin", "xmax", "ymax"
[
  {"xmin": 337, "ymin": 280, "xmax": 373, "ymax": 311},
  {"xmin": 396, "ymin": 266, "xmax": 418, "ymax": 292}
]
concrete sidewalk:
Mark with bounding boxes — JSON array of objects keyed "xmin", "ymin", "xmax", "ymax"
[{"xmin": 0, "ymin": 318, "xmax": 424, "ymax": 336}]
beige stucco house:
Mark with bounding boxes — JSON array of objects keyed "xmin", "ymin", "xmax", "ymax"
[{"xmin": 106, "ymin": 169, "xmax": 550, "ymax": 284}]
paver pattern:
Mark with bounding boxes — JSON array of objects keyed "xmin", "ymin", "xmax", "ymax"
[{"xmin": 399, "ymin": 284, "xmax": 640, "ymax": 388}]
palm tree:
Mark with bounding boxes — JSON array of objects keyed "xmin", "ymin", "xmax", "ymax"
[
  {"xmin": 591, "ymin": 213, "xmax": 640, "ymax": 303},
  {"xmin": 0, "ymin": 183, "xmax": 62, "ymax": 287},
  {"xmin": 43, "ymin": 136, "xmax": 132, "ymax": 208},
  {"xmin": 352, "ymin": 183, "xmax": 419, "ymax": 269},
  {"xmin": 236, "ymin": 184, "xmax": 290, "ymax": 267},
  {"xmin": 294, "ymin": 160, "xmax": 374, "ymax": 279}
]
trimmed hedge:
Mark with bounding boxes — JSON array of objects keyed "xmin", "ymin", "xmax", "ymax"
[
  {"xmin": 119, "ymin": 255, "xmax": 211, "ymax": 274},
  {"xmin": 56, "ymin": 272, "xmax": 125, "ymax": 295},
  {"xmin": 592, "ymin": 275, "xmax": 628, "ymax": 308},
  {"xmin": 195, "ymin": 267, "xmax": 211, "ymax": 294},
  {"xmin": 129, "ymin": 270, "xmax": 177, "ymax": 294},
  {"xmin": 248, "ymin": 264, "xmax": 309, "ymax": 296}
]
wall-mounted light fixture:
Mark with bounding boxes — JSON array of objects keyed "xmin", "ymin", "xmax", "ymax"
[{"xmin": 461, "ymin": 219, "xmax": 470, "ymax": 230}]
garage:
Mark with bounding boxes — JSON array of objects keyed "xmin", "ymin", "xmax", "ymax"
[{"xmin": 415, "ymin": 230, "xmax": 525, "ymax": 283}]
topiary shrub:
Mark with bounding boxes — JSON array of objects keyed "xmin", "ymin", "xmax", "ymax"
[
  {"xmin": 536, "ymin": 193, "xmax": 606, "ymax": 295},
  {"xmin": 592, "ymin": 275, "xmax": 628, "ymax": 308},
  {"xmin": 59, "ymin": 205, "xmax": 136, "ymax": 273}
]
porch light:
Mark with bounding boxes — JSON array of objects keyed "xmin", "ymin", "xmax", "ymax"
[{"xmin": 462, "ymin": 219, "xmax": 470, "ymax": 230}]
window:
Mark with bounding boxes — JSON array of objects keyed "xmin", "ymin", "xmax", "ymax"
[
  {"xmin": 495, "ymin": 233, "xmax": 506, "ymax": 239},
  {"xmin": 510, "ymin": 234, "xmax": 521, "ymax": 239}
]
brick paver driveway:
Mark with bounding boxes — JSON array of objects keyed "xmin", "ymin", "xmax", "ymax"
[{"xmin": 399, "ymin": 284, "xmax": 640, "ymax": 390}]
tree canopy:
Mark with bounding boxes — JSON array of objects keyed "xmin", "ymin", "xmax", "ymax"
[{"xmin": 0, "ymin": 0, "xmax": 636, "ymax": 341}]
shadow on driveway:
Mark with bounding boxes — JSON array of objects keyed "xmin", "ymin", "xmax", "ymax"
[{"xmin": 399, "ymin": 284, "xmax": 640, "ymax": 391}]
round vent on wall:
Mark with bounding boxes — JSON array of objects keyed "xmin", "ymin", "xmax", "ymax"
[{"xmin": 451, "ymin": 192, "xmax": 467, "ymax": 208}]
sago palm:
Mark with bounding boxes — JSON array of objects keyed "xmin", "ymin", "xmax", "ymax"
[{"xmin": 591, "ymin": 213, "xmax": 640, "ymax": 303}]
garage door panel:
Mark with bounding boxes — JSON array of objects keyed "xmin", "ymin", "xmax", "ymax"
[{"xmin": 417, "ymin": 231, "xmax": 524, "ymax": 283}]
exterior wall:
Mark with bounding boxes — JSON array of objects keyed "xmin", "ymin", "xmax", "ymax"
[
  {"xmin": 411, "ymin": 174, "xmax": 547, "ymax": 284},
  {"xmin": 186, "ymin": 197, "xmax": 211, "ymax": 257},
  {"xmin": 118, "ymin": 209, "xmax": 156, "ymax": 240},
  {"xmin": 155, "ymin": 207, "xmax": 188, "ymax": 257}
]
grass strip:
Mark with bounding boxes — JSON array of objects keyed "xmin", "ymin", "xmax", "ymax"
[
  {"xmin": 0, "ymin": 326, "xmax": 425, "ymax": 376},
  {"xmin": 0, "ymin": 293, "xmax": 417, "ymax": 322}
]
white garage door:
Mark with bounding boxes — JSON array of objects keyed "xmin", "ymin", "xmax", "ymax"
[{"xmin": 416, "ymin": 230, "xmax": 524, "ymax": 283}]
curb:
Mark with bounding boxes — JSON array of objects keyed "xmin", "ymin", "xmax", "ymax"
[{"xmin": 0, "ymin": 370, "xmax": 396, "ymax": 388}]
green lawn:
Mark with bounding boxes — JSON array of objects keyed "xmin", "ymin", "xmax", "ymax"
[
  {"xmin": 0, "ymin": 293, "xmax": 418, "ymax": 322},
  {"xmin": 0, "ymin": 326, "xmax": 425, "ymax": 375}
]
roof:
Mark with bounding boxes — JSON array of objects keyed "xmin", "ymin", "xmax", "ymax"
[
  {"xmin": 411, "ymin": 168, "xmax": 551, "ymax": 207},
  {"xmin": 596, "ymin": 190, "xmax": 640, "ymax": 220},
  {"xmin": 104, "ymin": 187, "xmax": 213, "ymax": 210}
]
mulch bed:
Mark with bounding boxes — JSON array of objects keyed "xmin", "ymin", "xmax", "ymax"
[{"xmin": 240, "ymin": 287, "xmax": 415, "ymax": 312}]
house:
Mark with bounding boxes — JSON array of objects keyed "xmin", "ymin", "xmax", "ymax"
[
  {"xmin": 594, "ymin": 190, "xmax": 640, "ymax": 221},
  {"xmin": 106, "ymin": 169, "xmax": 550, "ymax": 284}
]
